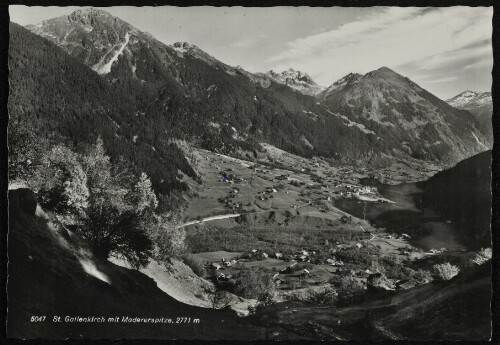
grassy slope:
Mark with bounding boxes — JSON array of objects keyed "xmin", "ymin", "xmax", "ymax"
[{"xmin": 7, "ymin": 189, "xmax": 266, "ymax": 340}]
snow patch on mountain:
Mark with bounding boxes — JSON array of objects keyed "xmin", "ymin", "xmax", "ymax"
[
  {"xmin": 446, "ymin": 91, "xmax": 492, "ymax": 109},
  {"xmin": 92, "ymin": 32, "xmax": 130, "ymax": 75},
  {"xmin": 472, "ymin": 131, "xmax": 488, "ymax": 150},
  {"xmin": 172, "ymin": 41, "xmax": 193, "ymax": 54},
  {"xmin": 257, "ymin": 68, "xmax": 325, "ymax": 96}
]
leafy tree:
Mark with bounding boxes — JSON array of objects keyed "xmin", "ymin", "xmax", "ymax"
[
  {"xmin": 304, "ymin": 286, "xmax": 338, "ymax": 307},
  {"xmin": 234, "ymin": 267, "xmax": 275, "ymax": 305},
  {"xmin": 82, "ymin": 137, "xmax": 130, "ymax": 213},
  {"xmin": 147, "ymin": 213, "xmax": 186, "ymax": 262},
  {"xmin": 331, "ymin": 276, "xmax": 365, "ymax": 306},
  {"xmin": 132, "ymin": 172, "xmax": 158, "ymax": 214},
  {"xmin": 83, "ymin": 206, "xmax": 152, "ymax": 268},
  {"xmin": 31, "ymin": 138, "xmax": 162, "ymax": 268},
  {"xmin": 33, "ymin": 144, "xmax": 89, "ymax": 216}
]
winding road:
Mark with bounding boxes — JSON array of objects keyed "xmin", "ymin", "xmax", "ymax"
[{"xmin": 176, "ymin": 213, "xmax": 241, "ymax": 228}]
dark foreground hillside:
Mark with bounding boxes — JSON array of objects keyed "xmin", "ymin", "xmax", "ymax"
[
  {"xmin": 251, "ymin": 261, "xmax": 491, "ymax": 340},
  {"xmin": 7, "ymin": 189, "xmax": 267, "ymax": 340}
]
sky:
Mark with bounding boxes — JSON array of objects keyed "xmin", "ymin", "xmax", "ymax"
[{"xmin": 9, "ymin": 6, "xmax": 493, "ymax": 99}]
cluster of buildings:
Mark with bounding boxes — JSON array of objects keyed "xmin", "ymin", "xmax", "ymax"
[
  {"xmin": 219, "ymin": 169, "xmax": 244, "ymax": 184},
  {"xmin": 217, "ymin": 189, "xmax": 243, "ymax": 210},
  {"xmin": 256, "ymin": 186, "xmax": 278, "ymax": 201},
  {"xmin": 211, "ymin": 257, "xmax": 239, "ymax": 281},
  {"xmin": 428, "ymin": 248, "xmax": 447, "ymax": 255},
  {"xmin": 337, "ymin": 184, "xmax": 378, "ymax": 199}
]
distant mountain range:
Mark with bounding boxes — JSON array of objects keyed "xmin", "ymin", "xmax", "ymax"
[
  {"xmin": 446, "ymin": 90, "xmax": 492, "ymax": 110},
  {"xmin": 256, "ymin": 68, "xmax": 325, "ymax": 96},
  {"xmin": 10, "ymin": 8, "xmax": 490, "ymax": 193},
  {"xmin": 446, "ymin": 91, "xmax": 493, "ymax": 144},
  {"xmin": 319, "ymin": 67, "xmax": 489, "ymax": 162}
]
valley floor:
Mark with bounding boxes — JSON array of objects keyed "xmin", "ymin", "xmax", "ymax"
[
  {"xmin": 7, "ymin": 145, "xmax": 491, "ymax": 340},
  {"xmin": 170, "ymin": 145, "xmax": 487, "ymax": 321}
]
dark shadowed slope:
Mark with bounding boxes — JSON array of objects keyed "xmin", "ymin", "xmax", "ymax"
[
  {"xmin": 417, "ymin": 150, "xmax": 492, "ymax": 249},
  {"xmin": 7, "ymin": 189, "xmax": 266, "ymax": 339},
  {"xmin": 251, "ymin": 262, "xmax": 491, "ymax": 340}
]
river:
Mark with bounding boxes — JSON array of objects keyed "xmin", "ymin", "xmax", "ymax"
[{"xmin": 333, "ymin": 178, "xmax": 466, "ymax": 252}]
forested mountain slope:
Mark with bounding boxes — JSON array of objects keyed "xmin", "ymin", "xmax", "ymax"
[
  {"xmin": 24, "ymin": 8, "xmax": 487, "ymax": 168},
  {"xmin": 20, "ymin": 9, "xmax": 389, "ymax": 162},
  {"xmin": 9, "ymin": 22, "xmax": 195, "ymax": 195}
]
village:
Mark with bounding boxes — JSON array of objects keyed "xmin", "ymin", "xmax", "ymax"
[
  {"xmin": 193, "ymin": 228, "xmax": 436, "ymax": 300},
  {"xmin": 178, "ymin": 145, "xmax": 452, "ymax": 304}
]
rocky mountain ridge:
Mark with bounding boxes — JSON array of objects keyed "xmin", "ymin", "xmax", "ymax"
[
  {"xmin": 446, "ymin": 90, "xmax": 492, "ymax": 109},
  {"xmin": 256, "ymin": 68, "xmax": 325, "ymax": 96},
  {"xmin": 22, "ymin": 8, "xmax": 489, "ymax": 170}
]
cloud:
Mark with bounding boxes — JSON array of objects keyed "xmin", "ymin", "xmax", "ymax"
[
  {"xmin": 267, "ymin": 6, "xmax": 492, "ymax": 94},
  {"xmin": 397, "ymin": 37, "xmax": 492, "ymax": 91},
  {"xmin": 400, "ymin": 40, "xmax": 491, "ymax": 73},
  {"xmin": 232, "ymin": 34, "xmax": 268, "ymax": 48},
  {"xmin": 425, "ymin": 76, "xmax": 459, "ymax": 84}
]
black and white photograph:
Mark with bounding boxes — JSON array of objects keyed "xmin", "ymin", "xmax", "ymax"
[{"xmin": 5, "ymin": 2, "xmax": 495, "ymax": 340}]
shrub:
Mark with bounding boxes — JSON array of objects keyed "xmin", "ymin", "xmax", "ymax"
[
  {"xmin": 234, "ymin": 267, "xmax": 275, "ymax": 304},
  {"xmin": 331, "ymin": 275, "xmax": 365, "ymax": 306},
  {"xmin": 378, "ymin": 255, "xmax": 415, "ymax": 280},
  {"xmin": 469, "ymin": 248, "xmax": 492, "ymax": 266},
  {"xmin": 409, "ymin": 269, "xmax": 434, "ymax": 285},
  {"xmin": 182, "ymin": 254, "xmax": 206, "ymax": 277},
  {"xmin": 433, "ymin": 262, "xmax": 460, "ymax": 281},
  {"xmin": 305, "ymin": 286, "xmax": 338, "ymax": 306},
  {"xmin": 149, "ymin": 214, "xmax": 186, "ymax": 262}
]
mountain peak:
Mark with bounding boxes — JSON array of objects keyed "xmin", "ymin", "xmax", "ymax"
[
  {"xmin": 319, "ymin": 72, "xmax": 363, "ymax": 99},
  {"xmin": 457, "ymin": 90, "xmax": 479, "ymax": 97},
  {"xmin": 377, "ymin": 66, "xmax": 394, "ymax": 72},
  {"xmin": 365, "ymin": 66, "xmax": 401, "ymax": 79},
  {"xmin": 70, "ymin": 8, "xmax": 111, "ymax": 16},
  {"xmin": 68, "ymin": 8, "xmax": 114, "ymax": 23},
  {"xmin": 265, "ymin": 68, "xmax": 317, "ymax": 85}
]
